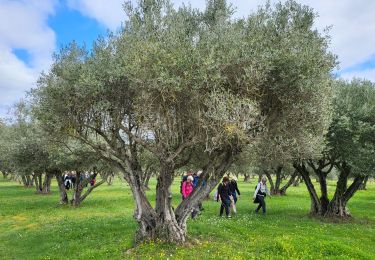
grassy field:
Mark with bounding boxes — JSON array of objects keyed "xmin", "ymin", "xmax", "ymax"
[{"xmin": 0, "ymin": 177, "xmax": 374, "ymax": 260}]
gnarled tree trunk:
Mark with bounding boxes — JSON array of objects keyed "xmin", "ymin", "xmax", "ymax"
[
  {"xmin": 127, "ymin": 149, "xmax": 234, "ymax": 245},
  {"xmin": 41, "ymin": 172, "xmax": 53, "ymax": 194},
  {"xmin": 70, "ymin": 171, "xmax": 105, "ymax": 207},
  {"xmin": 294, "ymin": 162, "xmax": 322, "ymax": 216},
  {"xmin": 265, "ymin": 166, "xmax": 283, "ymax": 195},
  {"xmin": 153, "ymin": 163, "xmax": 185, "ymax": 243},
  {"xmin": 55, "ymin": 171, "xmax": 68, "ymax": 204},
  {"xmin": 325, "ymin": 162, "xmax": 365, "ymax": 218}
]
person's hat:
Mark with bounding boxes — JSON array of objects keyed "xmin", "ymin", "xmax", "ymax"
[{"xmin": 187, "ymin": 176, "xmax": 194, "ymax": 182}]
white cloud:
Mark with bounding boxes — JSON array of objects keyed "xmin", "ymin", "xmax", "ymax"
[
  {"xmin": 67, "ymin": 0, "xmax": 125, "ymax": 31},
  {"xmin": 0, "ymin": 0, "xmax": 57, "ymax": 118}
]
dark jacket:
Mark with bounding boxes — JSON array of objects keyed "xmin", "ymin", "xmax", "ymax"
[
  {"xmin": 217, "ymin": 182, "xmax": 231, "ymax": 202},
  {"xmin": 193, "ymin": 175, "xmax": 199, "ymax": 188},
  {"xmin": 229, "ymin": 180, "xmax": 240, "ymax": 195}
]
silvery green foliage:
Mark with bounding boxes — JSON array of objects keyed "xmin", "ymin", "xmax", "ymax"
[
  {"xmin": 33, "ymin": 0, "xmax": 335, "ymax": 165},
  {"xmin": 247, "ymin": 1, "xmax": 336, "ymax": 165},
  {"xmin": 327, "ymin": 79, "xmax": 375, "ymax": 177}
]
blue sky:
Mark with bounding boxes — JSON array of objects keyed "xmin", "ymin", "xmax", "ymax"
[{"xmin": 1, "ymin": 0, "xmax": 375, "ymax": 119}]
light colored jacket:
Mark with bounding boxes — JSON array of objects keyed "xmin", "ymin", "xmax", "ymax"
[{"xmin": 254, "ymin": 182, "xmax": 270, "ymax": 198}]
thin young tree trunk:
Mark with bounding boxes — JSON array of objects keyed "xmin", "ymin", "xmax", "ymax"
[
  {"xmin": 280, "ymin": 171, "xmax": 297, "ymax": 195},
  {"xmin": 243, "ymin": 173, "xmax": 251, "ymax": 182}
]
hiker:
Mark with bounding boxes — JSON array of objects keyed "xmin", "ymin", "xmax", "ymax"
[
  {"xmin": 182, "ymin": 175, "xmax": 194, "ymax": 200},
  {"xmin": 253, "ymin": 175, "xmax": 271, "ymax": 214},
  {"xmin": 181, "ymin": 175, "xmax": 200, "ymax": 219},
  {"xmin": 90, "ymin": 176, "xmax": 96, "ymax": 187},
  {"xmin": 64, "ymin": 173, "xmax": 71, "ymax": 190},
  {"xmin": 180, "ymin": 172, "xmax": 188, "ymax": 199},
  {"xmin": 229, "ymin": 176, "xmax": 240, "ymax": 214},
  {"xmin": 217, "ymin": 176, "xmax": 232, "ymax": 218}
]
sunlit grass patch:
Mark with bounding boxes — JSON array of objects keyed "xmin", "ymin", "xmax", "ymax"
[{"xmin": 0, "ymin": 177, "xmax": 374, "ymax": 259}]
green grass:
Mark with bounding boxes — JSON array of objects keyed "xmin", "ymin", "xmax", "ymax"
[{"xmin": 0, "ymin": 177, "xmax": 374, "ymax": 259}]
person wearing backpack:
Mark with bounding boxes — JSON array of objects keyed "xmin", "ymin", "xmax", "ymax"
[
  {"xmin": 253, "ymin": 175, "xmax": 271, "ymax": 214},
  {"xmin": 217, "ymin": 176, "xmax": 232, "ymax": 218}
]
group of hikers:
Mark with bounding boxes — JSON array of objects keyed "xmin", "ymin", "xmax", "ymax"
[
  {"xmin": 63, "ymin": 172, "xmax": 96, "ymax": 190},
  {"xmin": 180, "ymin": 171, "xmax": 271, "ymax": 218}
]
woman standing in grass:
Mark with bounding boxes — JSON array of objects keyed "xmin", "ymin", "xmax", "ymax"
[
  {"xmin": 217, "ymin": 176, "xmax": 232, "ymax": 218},
  {"xmin": 229, "ymin": 176, "xmax": 241, "ymax": 214},
  {"xmin": 253, "ymin": 175, "xmax": 271, "ymax": 214}
]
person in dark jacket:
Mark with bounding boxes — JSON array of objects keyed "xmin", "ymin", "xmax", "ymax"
[
  {"xmin": 229, "ymin": 176, "xmax": 240, "ymax": 214},
  {"xmin": 229, "ymin": 176, "xmax": 241, "ymax": 203},
  {"xmin": 217, "ymin": 176, "xmax": 232, "ymax": 218}
]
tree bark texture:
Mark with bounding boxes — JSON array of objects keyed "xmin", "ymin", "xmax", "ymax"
[
  {"xmin": 295, "ymin": 160, "xmax": 366, "ymax": 219},
  {"xmin": 128, "ymin": 149, "xmax": 234, "ymax": 244},
  {"xmin": 55, "ymin": 171, "xmax": 68, "ymax": 204}
]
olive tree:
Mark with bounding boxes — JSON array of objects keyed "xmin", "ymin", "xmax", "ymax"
[
  {"xmin": 32, "ymin": 0, "xmax": 263, "ymax": 243},
  {"xmin": 294, "ymin": 79, "xmax": 375, "ymax": 218},
  {"xmin": 32, "ymin": 0, "xmax": 336, "ymax": 243}
]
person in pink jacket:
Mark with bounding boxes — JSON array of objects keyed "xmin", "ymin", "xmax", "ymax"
[{"xmin": 182, "ymin": 175, "xmax": 194, "ymax": 199}]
